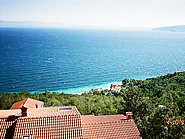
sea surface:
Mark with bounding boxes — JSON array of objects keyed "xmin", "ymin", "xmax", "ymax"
[{"xmin": 0, "ymin": 28, "xmax": 185, "ymax": 94}]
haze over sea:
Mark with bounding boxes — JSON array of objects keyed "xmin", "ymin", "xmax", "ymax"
[{"xmin": 0, "ymin": 28, "xmax": 185, "ymax": 94}]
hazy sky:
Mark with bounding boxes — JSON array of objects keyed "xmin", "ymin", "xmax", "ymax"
[{"xmin": 0, "ymin": 0, "xmax": 185, "ymax": 28}]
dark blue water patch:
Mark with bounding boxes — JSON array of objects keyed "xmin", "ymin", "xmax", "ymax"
[{"xmin": 0, "ymin": 28, "xmax": 185, "ymax": 93}]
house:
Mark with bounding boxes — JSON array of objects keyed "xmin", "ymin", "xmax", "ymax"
[
  {"xmin": 110, "ymin": 84, "xmax": 125, "ymax": 92},
  {"xmin": 10, "ymin": 98, "xmax": 44, "ymax": 109},
  {"xmin": 0, "ymin": 98, "xmax": 141, "ymax": 139}
]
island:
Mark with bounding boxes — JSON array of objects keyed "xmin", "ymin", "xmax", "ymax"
[{"xmin": 152, "ymin": 25, "xmax": 185, "ymax": 32}]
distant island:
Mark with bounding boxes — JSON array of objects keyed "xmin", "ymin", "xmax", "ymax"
[
  {"xmin": 0, "ymin": 20, "xmax": 66, "ymax": 28},
  {"xmin": 153, "ymin": 25, "xmax": 185, "ymax": 32}
]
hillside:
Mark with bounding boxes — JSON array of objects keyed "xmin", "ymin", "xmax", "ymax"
[
  {"xmin": 128, "ymin": 71, "xmax": 185, "ymax": 97},
  {"xmin": 0, "ymin": 71, "xmax": 184, "ymax": 138}
]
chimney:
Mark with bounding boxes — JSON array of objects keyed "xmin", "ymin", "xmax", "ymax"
[
  {"xmin": 126, "ymin": 112, "xmax": 132, "ymax": 119},
  {"xmin": 21, "ymin": 105, "xmax": 28, "ymax": 116}
]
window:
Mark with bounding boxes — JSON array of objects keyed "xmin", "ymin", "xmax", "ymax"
[
  {"xmin": 35, "ymin": 104, "xmax": 38, "ymax": 108},
  {"xmin": 21, "ymin": 135, "xmax": 31, "ymax": 139},
  {"xmin": 59, "ymin": 107, "xmax": 72, "ymax": 111}
]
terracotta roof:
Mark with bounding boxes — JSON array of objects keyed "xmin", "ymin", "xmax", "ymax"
[
  {"xmin": 82, "ymin": 115, "xmax": 142, "ymax": 139},
  {"xmin": 0, "ymin": 109, "xmax": 21, "ymax": 118},
  {"xmin": 10, "ymin": 98, "xmax": 44, "ymax": 110},
  {"xmin": 0, "ymin": 106, "xmax": 83, "ymax": 139},
  {"xmin": 0, "ymin": 106, "xmax": 80, "ymax": 118},
  {"xmin": 10, "ymin": 99, "xmax": 27, "ymax": 110},
  {"xmin": 82, "ymin": 114, "xmax": 127, "ymax": 124},
  {"xmin": 0, "ymin": 98, "xmax": 142, "ymax": 139}
]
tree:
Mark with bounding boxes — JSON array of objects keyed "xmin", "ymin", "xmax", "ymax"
[{"xmin": 122, "ymin": 78, "xmax": 130, "ymax": 85}]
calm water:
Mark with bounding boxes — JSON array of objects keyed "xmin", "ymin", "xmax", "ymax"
[{"xmin": 0, "ymin": 28, "xmax": 185, "ymax": 93}]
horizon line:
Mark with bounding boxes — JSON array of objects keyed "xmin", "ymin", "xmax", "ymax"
[{"xmin": 0, "ymin": 20, "xmax": 164, "ymax": 30}]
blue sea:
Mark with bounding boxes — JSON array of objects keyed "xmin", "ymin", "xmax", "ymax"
[{"xmin": 0, "ymin": 28, "xmax": 185, "ymax": 94}]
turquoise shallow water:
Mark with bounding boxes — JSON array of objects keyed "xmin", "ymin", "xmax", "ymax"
[{"xmin": 0, "ymin": 28, "xmax": 185, "ymax": 94}]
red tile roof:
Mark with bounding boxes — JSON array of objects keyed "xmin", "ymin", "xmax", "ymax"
[
  {"xmin": 0, "ymin": 106, "xmax": 80, "ymax": 118},
  {"xmin": 0, "ymin": 98, "xmax": 141, "ymax": 139},
  {"xmin": 10, "ymin": 99, "xmax": 27, "ymax": 110},
  {"xmin": 14, "ymin": 115, "xmax": 83, "ymax": 139},
  {"xmin": 0, "ymin": 106, "xmax": 83, "ymax": 139},
  {"xmin": 82, "ymin": 114, "xmax": 127, "ymax": 124},
  {"xmin": 82, "ymin": 115, "xmax": 141, "ymax": 139},
  {"xmin": 0, "ymin": 109, "xmax": 21, "ymax": 118},
  {"xmin": 10, "ymin": 98, "xmax": 44, "ymax": 110}
]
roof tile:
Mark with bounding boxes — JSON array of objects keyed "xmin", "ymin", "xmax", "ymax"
[{"xmin": 82, "ymin": 115, "xmax": 142, "ymax": 139}]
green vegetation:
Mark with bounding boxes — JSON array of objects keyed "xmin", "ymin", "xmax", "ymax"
[
  {"xmin": 0, "ymin": 90, "xmax": 124, "ymax": 116},
  {"xmin": 0, "ymin": 71, "xmax": 185, "ymax": 138}
]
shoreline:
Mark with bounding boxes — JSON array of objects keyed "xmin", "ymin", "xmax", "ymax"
[
  {"xmin": 0, "ymin": 75, "xmax": 165, "ymax": 94},
  {"xmin": 32, "ymin": 82, "xmax": 122, "ymax": 95},
  {"xmin": 2, "ymin": 82, "xmax": 121, "ymax": 95}
]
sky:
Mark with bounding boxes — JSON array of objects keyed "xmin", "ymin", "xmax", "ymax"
[{"xmin": 0, "ymin": 0, "xmax": 185, "ymax": 28}]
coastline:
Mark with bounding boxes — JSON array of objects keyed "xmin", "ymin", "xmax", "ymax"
[
  {"xmin": 1, "ymin": 75, "xmax": 162, "ymax": 94},
  {"xmin": 29, "ymin": 75, "xmax": 158, "ymax": 94},
  {"xmin": 30, "ymin": 81, "xmax": 122, "ymax": 95}
]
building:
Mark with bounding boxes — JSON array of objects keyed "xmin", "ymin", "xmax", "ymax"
[
  {"xmin": 0, "ymin": 98, "xmax": 141, "ymax": 139},
  {"xmin": 10, "ymin": 98, "xmax": 44, "ymax": 110},
  {"xmin": 110, "ymin": 84, "xmax": 125, "ymax": 92}
]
